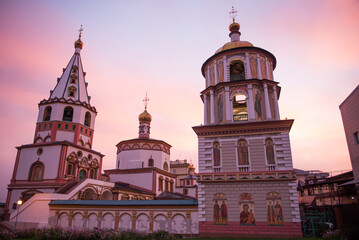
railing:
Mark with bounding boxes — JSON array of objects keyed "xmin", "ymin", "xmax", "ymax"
[
  {"xmin": 233, "ymin": 114, "xmax": 248, "ymax": 122},
  {"xmin": 266, "ymin": 165, "xmax": 276, "ymax": 171},
  {"xmin": 213, "ymin": 168, "xmax": 221, "ymax": 173},
  {"xmin": 238, "ymin": 166, "xmax": 250, "ymax": 172},
  {"xmin": 230, "ymin": 73, "xmax": 245, "ymax": 81}
]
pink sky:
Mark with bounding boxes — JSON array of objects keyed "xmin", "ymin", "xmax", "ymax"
[{"xmin": 0, "ymin": 0, "xmax": 358, "ymax": 202}]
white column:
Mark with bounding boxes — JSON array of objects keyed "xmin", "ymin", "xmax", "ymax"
[
  {"xmin": 245, "ymin": 53, "xmax": 251, "ymax": 79},
  {"xmin": 223, "ymin": 56, "xmax": 228, "ymax": 82},
  {"xmin": 206, "ymin": 66, "xmax": 210, "ymax": 87},
  {"xmin": 214, "ymin": 60, "xmax": 218, "ymax": 85},
  {"xmin": 272, "ymin": 85, "xmax": 280, "ymax": 120},
  {"xmin": 204, "ymin": 94, "xmax": 208, "ymax": 125},
  {"xmin": 263, "ymin": 83, "xmax": 272, "ymax": 120},
  {"xmin": 225, "ymin": 87, "xmax": 231, "ymax": 122},
  {"xmin": 247, "ymin": 84, "xmax": 255, "ymax": 121},
  {"xmin": 270, "ymin": 62, "xmax": 274, "ymax": 80},
  {"xmin": 210, "ymin": 90, "xmax": 215, "ymax": 124},
  {"xmin": 256, "ymin": 54, "xmax": 262, "ymax": 80},
  {"xmin": 265, "ymin": 58, "xmax": 270, "ymax": 80}
]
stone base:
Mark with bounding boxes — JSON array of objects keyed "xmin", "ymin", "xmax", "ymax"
[{"xmin": 199, "ymin": 221, "xmax": 302, "ymax": 238}]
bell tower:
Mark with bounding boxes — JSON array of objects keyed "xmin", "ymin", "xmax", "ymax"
[
  {"xmin": 193, "ymin": 9, "xmax": 301, "ymax": 238},
  {"xmin": 5, "ymin": 28, "xmax": 104, "ymax": 219}
]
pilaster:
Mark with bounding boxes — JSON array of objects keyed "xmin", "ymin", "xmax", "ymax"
[{"xmin": 263, "ymin": 83, "xmax": 272, "ymax": 119}]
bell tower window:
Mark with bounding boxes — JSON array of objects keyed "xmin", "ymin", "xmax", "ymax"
[
  {"xmin": 230, "ymin": 60, "xmax": 245, "ymax": 81},
  {"xmin": 43, "ymin": 106, "xmax": 52, "ymax": 121},
  {"xmin": 84, "ymin": 112, "xmax": 91, "ymax": 127},
  {"xmin": 63, "ymin": 106, "xmax": 74, "ymax": 122},
  {"xmin": 29, "ymin": 162, "xmax": 44, "ymax": 181},
  {"xmin": 233, "ymin": 93, "xmax": 248, "ymax": 121}
]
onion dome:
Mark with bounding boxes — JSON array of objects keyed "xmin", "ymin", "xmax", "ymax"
[
  {"xmin": 74, "ymin": 38, "xmax": 83, "ymax": 49},
  {"xmin": 215, "ymin": 20, "xmax": 253, "ymax": 54},
  {"xmin": 138, "ymin": 109, "xmax": 152, "ymax": 123}
]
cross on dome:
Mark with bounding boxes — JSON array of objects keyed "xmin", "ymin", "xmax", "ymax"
[
  {"xmin": 78, "ymin": 25, "xmax": 83, "ymax": 39},
  {"xmin": 143, "ymin": 93, "xmax": 150, "ymax": 110},
  {"xmin": 229, "ymin": 6, "xmax": 238, "ymax": 23}
]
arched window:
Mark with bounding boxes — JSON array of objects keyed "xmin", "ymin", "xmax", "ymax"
[
  {"xmin": 82, "ymin": 188, "xmax": 96, "ymax": 200},
  {"xmin": 148, "ymin": 157, "xmax": 154, "ymax": 167},
  {"xmin": 66, "ymin": 163, "xmax": 75, "ymax": 176},
  {"xmin": 62, "ymin": 106, "xmax": 74, "ymax": 122},
  {"xmin": 265, "ymin": 139, "xmax": 276, "ymax": 165},
  {"xmin": 165, "ymin": 178, "xmax": 169, "ymax": 192},
  {"xmin": 29, "ymin": 162, "xmax": 44, "ymax": 181},
  {"xmin": 43, "ymin": 106, "xmax": 52, "ymax": 121},
  {"xmin": 170, "ymin": 180, "xmax": 174, "ymax": 192},
  {"xmin": 79, "ymin": 169, "xmax": 87, "ymax": 181},
  {"xmin": 233, "ymin": 93, "xmax": 247, "ymax": 121},
  {"xmin": 84, "ymin": 112, "xmax": 91, "ymax": 127},
  {"xmin": 213, "ymin": 142, "xmax": 221, "ymax": 169},
  {"xmin": 230, "ymin": 60, "xmax": 245, "ymax": 81},
  {"xmin": 89, "ymin": 169, "xmax": 96, "ymax": 179},
  {"xmin": 158, "ymin": 176, "xmax": 163, "ymax": 191},
  {"xmin": 163, "ymin": 162, "xmax": 168, "ymax": 171}
]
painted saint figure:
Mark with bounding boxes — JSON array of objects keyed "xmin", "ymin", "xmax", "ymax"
[
  {"xmin": 213, "ymin": 142, "xmax": 221, "ymax": 167},
  {"xmin": 213, "ymin": 200, "xmax": 220, "ymax": 224},
  {"xmin": 250, "ymin": 56, "xmax": 257, "ymax": 79},
  {"xmin": 237, "ymin": 140, "xmax": 249, "ymax": 165},
  {"xmin": 254, "ymin": 92, "xmax": 262, "ymax": 120},
  {"xmin": 265, "ymin": 139, "xmax": 275, "ymax": 165},
  {"xmin": 220, "ymin": 200, "xmax": 228, "ymax": 224},
  {"xmin": 240, "ymin": 204, "xmax": 249, "ymax": 224},
  {"xmin": 218, "ymin": 97, "xmax": 223, "ymax": 122}
]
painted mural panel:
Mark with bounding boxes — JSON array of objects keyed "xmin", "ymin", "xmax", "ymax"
[
  {"xmin": 119, "ymin": 213, "xmax": 132, "ymax": 230},
  {"xmin": 266, "ymin": 192, "xmax": 284, "ymax": 225},
  {"xmin": 136, "ymin": 214, "xmax": 150, "ymax": 232},
  {"xmin": 213, "ymin": 142, "xmax": 221, "ymax": 167},
  {"xmin": 72, "ymin": 213, "xmax": 83, "ymax": 228},
  {"xmin": 217, "ymin": 95, "xmax": 224, "ymax": 122},
  {"xmin": 254, "ymin": 88, "xmax": 263, "ymax": 121},
  {"xmin": 265, "ymin": 139, "xmax": 275, "ymax": 165},
  {"xmin": 260, "ymin": 57, "xmax": 267, "ymax": 79},
  {"xmin": 213, "ymin": 193, "xmax": 228, "ymax": 224},
  {"xmin": 87, "ymin": 213, "xmax": 97, "ymax": 229},
  {"xmin": 250, "ymin": 55, "xmax": 258, "ymax": 79},
  {"xmin": 217, "ymin": 59, "xmax": 224, "ymax": 83},
  {"xmin": 154, "ymin": 214, "xmax": 167, "ymax": 231},
  {"xmin": 171, "ymin": 214, "xmax": 186, "ymax": 233},
  {"xmin": 237, "ymin": 140, "xmax": 249, "ymax": 166},
  {"xmin": 58, "ymin": 213, "xmax": 69, "ymax": 228},
  {"xmin": 102, "ymin": 213, "xmax": 114, "ymax": 229},
  {"xmin": 239, "ymin": 193, "xmax": 256, "ymax": 225}
]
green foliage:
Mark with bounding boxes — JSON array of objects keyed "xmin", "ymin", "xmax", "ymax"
[{"xmin": 0, "ymin": 227, "xmax": 182, "ymax": 240}]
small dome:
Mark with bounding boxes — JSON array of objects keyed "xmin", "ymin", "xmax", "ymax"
[
  {"xmin": 74, "ymin": 38, "xmax": 83, "ymax": 49},
  {"xmin": 215, "ymin": 41, "xmax": 253, "ymax": 54},
  {"xmin": 229, "ymin": 22, "xmax": 240, "ymax": 32},
  {"xmin": 138, "ymin": 109, "xmax": 152, "ymax": 123}
]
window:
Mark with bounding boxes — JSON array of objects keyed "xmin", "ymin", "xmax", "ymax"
[
  {"xmin": 163, "ymin": 162, "xmax": 168, "ymax": 171},
  {"xmin": 66, "ymin": 163, "xmax": 75, "ymax": 176},
  {"xmin": 186, "ymin": 180, "xmax": 190, "ymax": 185},
  {"xmin": 170, "ymin": 181, "xmax": 174, "ymax": 192},
  {"xmin": 84, "ymin": 112, "xmax": 91, "ymax": 127},
  {"xmin": 158, "ymin": 177, "xmax": 163, "ymax": 191},
  {"xmin": 183, "ymin": 189, "xmax": 188, "ymax": 195},
  {"xmin": 79, "ymin": 169, "xmax": 87, "ymax": 181},
  {"xmin": 230, "ymin": 60, "xmax": 245, "ymax": 81},
  {"xmin": 354, "ymin": 132, "xmax": 359, "ymax": 145},
  {"xmin": 89, "ymin": 169, "xmax": 96, "ymax": 179},
  {"xmin": 29, "ymin": 162, "xmax": 44, "ymax": 181},
  {"xmin": 62, "ymin": 106, "xmax": 74, "ymax": 122},
  {"xmin": 43, "ymin": 106, "xmax": 52, "ymax": 121},
  {"xmin": 148, "ymin": 157, "xmax": 154, "ymax": 167},
  {"xmin": 165, "ymin": 178, "xmax": 169, "ymax": 191},
  {"xmin": 58, "ymin": 123, "xmax": 61, "ymax": 129},
  {"xmin": 65, "ymin": 124, "xmax": 68, "ymax": 129},
  {"xmin": 233, "ymin": 93, "xmax": 247, "ymax": 121}
]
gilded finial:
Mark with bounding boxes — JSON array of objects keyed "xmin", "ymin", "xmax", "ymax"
[
  {"xmin": 143, "ymin": 93, "xmax": 150, "ymax": 110},
  {"xmin": 229, "ymin": 6, "xmax": 238, "ymax": 23}
]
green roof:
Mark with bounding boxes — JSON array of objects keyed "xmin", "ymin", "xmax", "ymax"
[{"xmin": 49, "ymin": 199, "xmax": 197, "ymax": 206}]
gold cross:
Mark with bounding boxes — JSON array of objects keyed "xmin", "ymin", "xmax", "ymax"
[
  {"xmin": 229, "ymin": 6, "xmax": 238, "ymax": 23},
  {"xmin": 143, "ymin": 93, "xmax": 150, "ymax": 110},
  {"xmin": 78, "ymin": 25, "xmax": 83, "ymax": 38}
]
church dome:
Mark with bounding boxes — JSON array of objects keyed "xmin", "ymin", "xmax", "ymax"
[
  {"xmin": 74, "ymin": 38, "xmax": 83, "ymax": 49},
  {"xmin": 215, "ymin": 41, "xmax": 253, "ymax": 54},
  {"xmin": 138, "ymin": 109, "xmax": 152, "ymax": 123}
]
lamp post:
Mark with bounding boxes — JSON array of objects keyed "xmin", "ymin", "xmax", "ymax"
[{"xmin": 14, "ymin": 200, "xmax": 23, "ymax": 231}]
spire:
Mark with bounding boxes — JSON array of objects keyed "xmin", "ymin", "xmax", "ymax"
[
  {"xmin": 49, "ymin": 27, "xmax": 91, "ymax": 105},
  {"xmin": 228, "ymin": 7, "xmax": 241, "ymax": 42}
]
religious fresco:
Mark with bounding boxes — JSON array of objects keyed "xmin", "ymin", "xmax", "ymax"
[
  {"xmin": 213, "ymin": 142, "xmax": 221, "ymax": 167},
  {"xmin": 213, "ymin": 193, "xmax": 228, "ymax": 224},
  {"xmin": 217, "ymin": 60, "xmax": 224, "ymax": 83},
  {"xmin": 210, "ymin": 64, "xmax": 215, "ymax": 85},
  {"xmin": 260, "ymin": 57, "xmax": 267, "ymax": 79},
  {"xmin": 217, "ymin": 96, "xmax": 224, "ymax": 122},
  {"xmin": 237, "ymin": 140, "xmax": 249, "ymax": 166},
  {"xmin": 254, "ymin": 89, "xmax": 263, "ymax": 121},
  {"xmin": 265, "ymin": 139, "xmax": 275, "ymax": 165},
  {"xmin": 239, "ymin": 193, "xmax": 255, "ymax": 225},
  {"xmin": 266, "ymin": 192, "xmax": 284, "ymax": 225},
  {"xmin": 249, "ymin": 55, "xmax": 258, "ymax": 79}
]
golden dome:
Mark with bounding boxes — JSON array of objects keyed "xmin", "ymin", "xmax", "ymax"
[
  {"xmin": 229, "ymin": 22, "xmax": 240, "ymax": 32},
  {"xmin": 138, "ymin": 109, "xmax": 152, "ymax": 123},
  {"xmin": 215, "ymin": 41, "xmax": 253, "ymax": 54},
  {"xmin": 74, "ymin": 38, "xmax": 83, "ymax": 49}
]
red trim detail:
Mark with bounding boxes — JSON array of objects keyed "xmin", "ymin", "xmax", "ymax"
[{"xmin": 11, "ymin": 149, "xmax": 22, "ymax": 183}]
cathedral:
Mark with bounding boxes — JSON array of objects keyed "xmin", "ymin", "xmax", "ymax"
[{"xmin": 4, "ymin": 14, "xmax": 301, "ymax": 238}]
